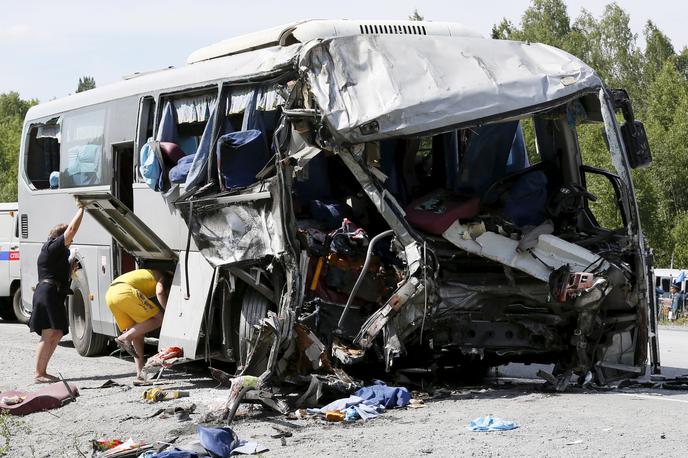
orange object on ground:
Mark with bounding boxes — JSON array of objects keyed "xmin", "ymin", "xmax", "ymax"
[{"xmin": 325, "ymin": 410, "xmax": 345, "ymax": 422}]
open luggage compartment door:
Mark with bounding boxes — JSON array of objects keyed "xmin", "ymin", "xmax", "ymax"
[{"xmin": 75, "ymin": 192, "xmax": 177, "ymax": 262}]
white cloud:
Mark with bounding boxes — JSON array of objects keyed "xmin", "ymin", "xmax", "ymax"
[{"xmin": 0, "ymin": 23, "xmax": 31, "ymax": 42}]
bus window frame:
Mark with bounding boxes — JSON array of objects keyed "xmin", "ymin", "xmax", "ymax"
[
  {"xmin": 23, "ymin": 117, "xmax": 62, "ymax": 191},
  {"xmin": 134, "ymin": 95, "xmax": 158, "ymax": 183}
]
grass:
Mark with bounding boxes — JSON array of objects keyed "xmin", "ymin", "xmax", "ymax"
[
  {"xmin": 658, "ymin": 316, "xmax": 688, "ymax": 326},
  {"xmin": 0, "ymin": 410, "xmax": 29, "ymax": 456}
]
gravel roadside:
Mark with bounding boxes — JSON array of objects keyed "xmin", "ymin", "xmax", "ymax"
[{"xmin": 2, "ymin": 322, "xmax": 687, "ymax": 457}]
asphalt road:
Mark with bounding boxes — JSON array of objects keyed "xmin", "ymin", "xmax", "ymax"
[{"xmin": 1, "ymin": 321, "xmax": 687, "ymax": 457}]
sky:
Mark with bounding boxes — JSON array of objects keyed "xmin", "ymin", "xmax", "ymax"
[{"xmin": 2, "ymin": 0, "xmax": 686, "ymax": 102}]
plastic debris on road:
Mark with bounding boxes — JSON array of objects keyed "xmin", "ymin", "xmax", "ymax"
[
  {"xmin": 466, "ymin": 415, "xmax": 519, "ymax": 432},
  {"xmin": 143, "ymin": 388, "xmax": 190, "ymax": 403}
]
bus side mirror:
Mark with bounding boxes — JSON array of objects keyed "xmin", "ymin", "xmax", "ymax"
[
  {"xmin": 620, "ymin": 119, "xmax": 652, "ymax": 169},
  {"xmin": 611, "ymin": 88, "xmax": 652, "ymax": 169}
]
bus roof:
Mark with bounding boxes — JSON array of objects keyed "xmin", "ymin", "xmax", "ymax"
[
  {"xmin": 26, "ymin": 19, "xmax": 481, "ymax": 123},
  {"xmin": 186, "ymin": 19, "xmax": 482, "ymax": 64},
  {"xmin": 24, "ymin": 42, "xmax": 301, "ymax": 122},
  {"xmin": 25, "ymin": 19, "xmax": 601, "ymax": 139},
  {"xmin": 303, "ymin": 35, "xmax": 601, "ymax": 142}
]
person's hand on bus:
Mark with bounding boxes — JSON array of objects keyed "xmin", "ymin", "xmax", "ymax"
[
  {"xmin": 63, "ymin": 205, "xmax": 85, "ymax": 247},
  {"xmin": 75, "ymin": 197, "xmax": 85, "ymax": 209}
]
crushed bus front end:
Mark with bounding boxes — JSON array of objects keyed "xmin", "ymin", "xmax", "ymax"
[{"xmin": 177, "ymin": 33, "xmax": 653, "ymax": 391}]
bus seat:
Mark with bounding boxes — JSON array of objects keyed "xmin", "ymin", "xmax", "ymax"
[
  {"xmin": 294, "ymin": 151, "xmax": 332, "ymax": 202},
  {"xmin": 502, "ymin": 171, "xmax": 548, "ymax": 227},
  {"xmin": 217, "ymin": 129, "xmax": 270, "ymax": 189},
  {"xmin": 184, "ymin": 109, "xmax": 234, "ymax": 191},
  {"xmin": 404, "ymin": 189, "xmax": 480, "ymax": 235},
  {"xmin": 66, "ymin": 144, "xmax": 101, "ymax": 186},
  {"xmin": 177, "ymin": 136, "xmax": 198, "ymax": 156},
  {"xmin": 169, "ymin": 154, "xmax": 196, "ymax": 184}
]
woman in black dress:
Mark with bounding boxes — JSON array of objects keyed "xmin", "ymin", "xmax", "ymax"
[{"xmin": 28, "ymin": 201, "xmax": 85, "ymax": 383}]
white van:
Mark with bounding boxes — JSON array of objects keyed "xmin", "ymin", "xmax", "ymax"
[{"xmin": 0, "ymin": 203, "xmax": 25, "ymax": 323}]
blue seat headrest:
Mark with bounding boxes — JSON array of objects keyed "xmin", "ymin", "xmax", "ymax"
[{"xmin": 218, "ymin": 129, "xmax": 270, "ymax": 189}]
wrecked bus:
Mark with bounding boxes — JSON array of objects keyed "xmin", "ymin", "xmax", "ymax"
[{"xmin": 18, "ymin": 19, "xmax": 657, "ymax": 388}]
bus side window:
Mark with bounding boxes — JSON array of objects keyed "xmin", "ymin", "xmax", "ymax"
[
  {"xmin": 26, "ymin": 122, "xmax": 61, "ymax": 190},
  {"xmin": 135, "ymin": 97, "xmax": 156, "ymax": 182}
]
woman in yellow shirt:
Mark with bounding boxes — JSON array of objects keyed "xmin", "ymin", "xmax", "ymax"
[{"xmin": 105, "ymin": 269, "xmax": 172, "ymax": 379}]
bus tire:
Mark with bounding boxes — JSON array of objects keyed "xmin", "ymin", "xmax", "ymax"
[
  {"xmin": 238, "ymin": 288, "xmax": 269, "ymax": 373},
  {"xmin": 68, "ymin": 270, "xmax": 107, "ymax": 356},
  {"xmin": 12, "ymin": 287, "xmax": 31, "ymax": 324}
]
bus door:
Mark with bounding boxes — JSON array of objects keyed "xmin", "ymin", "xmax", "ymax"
[
  {"xmin": 112, "ymin": 142, "xmax": 136, "ymax": 276},
  {"xmin": 74, "ymin": 193, "xmax": 177, "ymax": 267},
  {"xmin": 74, "ymin": 192, "xmax": 216, "ymax": 359}
]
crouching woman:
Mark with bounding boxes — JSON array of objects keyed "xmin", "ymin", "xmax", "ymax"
[{"xmin": 105, "ymin": 269, "xmax": 172, "ymax": 381}]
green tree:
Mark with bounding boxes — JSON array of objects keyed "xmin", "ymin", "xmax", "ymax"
[
  {"xmin": 670, "ymin": 213, "xmax": 688, "ymax": 268},
  {"xmin": 491, "ymin": 19, "xmax": 515, "ymax": 40},
  {"xmin": 519, "ymin": 0, "xmax": 571, "ymax": 49},
  {"xmin": 643, "ymin": 21, "xmax": 675, "ymax": 86},
  {"xmin": 409, "ymin": 9, "xmax": 424, "ymax": 21},
  {"xmin": 0, "ymin": 92, "xmax": 38, "ymax": 201},
  {"xmin": 490, "ymin": 1, "xmax": 680, "ymax": 264},
  {"xmin": 76, "ymin": 76, "xmax": 96, "ymax": 93}
]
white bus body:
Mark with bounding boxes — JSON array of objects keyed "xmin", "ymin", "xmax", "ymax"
[{"xmin": 18, "ymin": 19, "xmax": 656, "ymax": 383}]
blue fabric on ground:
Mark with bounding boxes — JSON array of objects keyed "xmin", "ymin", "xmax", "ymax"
[
  {"xmin": 151, "ymin": 450, "xmax": 199, "ymax": 458},
  {"xmin": 467, "ymin": 415, "xmax": 519, "ymax": 432},
  {"xmin": 307, "ymin": 395, "xmax": 383, "ymax": 422},
  {"xmin": 198, "ymin": 426, "xmax": 238, "ymax": 457},
  {"xmin": 308, "ymin": 382, "xmax": 410, "ymax": 422},
  {"xmin": 353, "ymin": 380, "xmax": 411, "ymax": 408},
  {"xmin": 307, "ymin": 395, "xmax": 364, "ymax": 415},
  {"xmin": 343, "ymin": 403, "xmax": 382, "ymax": 422}
]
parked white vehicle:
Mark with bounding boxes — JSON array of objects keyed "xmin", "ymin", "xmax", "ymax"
[
  {"xmin": 653, "ymin": 268, "xmax": 686, "ymax": 294},
  {"xmin": 0, "ymin": 203, "xmax": 25, "ymax": 323}
]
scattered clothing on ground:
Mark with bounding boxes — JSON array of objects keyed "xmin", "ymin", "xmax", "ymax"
[
  {"xmin": 467, "ymin": 415, "xmax": 519, "ymax": 432},
  {"xmin": 307, "ymin": 381, "xmax": 410, "ymax": 422}
]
